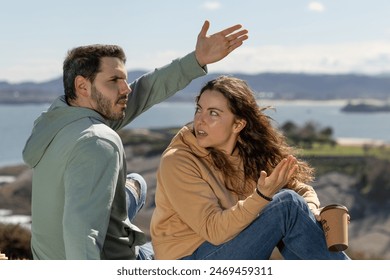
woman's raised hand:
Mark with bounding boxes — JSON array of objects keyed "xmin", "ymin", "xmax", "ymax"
[{"xmin": 257, "ymin": 155, "xmax": 298, "ymax": 198}]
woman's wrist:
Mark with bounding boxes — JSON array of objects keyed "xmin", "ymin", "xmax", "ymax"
[{"xmin": 255, "ymin": 187, "xmax": 273, "ymax": 202}]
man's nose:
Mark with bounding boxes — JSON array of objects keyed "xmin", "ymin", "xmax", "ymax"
[{"xmin": 120, "ymin": 80, "xmax": 131, "ymax": 95}]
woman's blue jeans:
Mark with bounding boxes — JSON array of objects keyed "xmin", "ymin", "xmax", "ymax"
[
  {"xmin": 181, "ymin": 189, "xmax": 350, "ymax": 260},
  {"xmin": 125, "ymin": 173, "xmax": 154, "ymax": 260}
]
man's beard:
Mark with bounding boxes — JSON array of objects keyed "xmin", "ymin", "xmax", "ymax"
[{"xmin": 91, "ymin": 86, "xmax": 125, "ymax": 121}]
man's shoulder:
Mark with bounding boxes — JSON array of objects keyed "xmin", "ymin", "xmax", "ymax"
[
  {"xmin": 81, "ymin": 120, "xmax": 121, "ymax": 144},
  {"xmin": 59, "ymin": 117, "xmax": 121, "ymax": 146}
]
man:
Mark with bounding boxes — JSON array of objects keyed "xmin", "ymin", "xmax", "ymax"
[{"xmin": 22, "ymin": 20, "xmax": 248, "ymax": 260}]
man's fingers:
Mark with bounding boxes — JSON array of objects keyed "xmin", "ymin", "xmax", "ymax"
[
  {"xmin": 198, "ymin": 20, "xmax": 210, "ymax": 38},
  {"xmin": 220, "ymin": 24, "xmax": 244, "ymax": 37},
  {"xmin": 226, "ymin": 29, "xmax": 249, "ymax": 43},
  {"xmin": 227, "ymin": 34, "xmax": 249, "ymax": 52}
]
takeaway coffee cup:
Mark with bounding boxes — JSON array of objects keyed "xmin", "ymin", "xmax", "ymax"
[{"xmin": 320, "ymin": 204, "xmax": 349, "ymax": 252}]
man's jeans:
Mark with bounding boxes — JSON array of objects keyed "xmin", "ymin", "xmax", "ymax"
[
  {"xmin": 125, "ymin": 173, "xmax": 154, "ymax": 260},
  {"xmin": 181, "ymin": 189, "xmax": 350, "ymax": 260}
]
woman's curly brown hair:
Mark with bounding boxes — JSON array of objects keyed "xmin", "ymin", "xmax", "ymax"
[{"xmin": 195, "ymin": 76, "xmax": 314, "ymax": 195}]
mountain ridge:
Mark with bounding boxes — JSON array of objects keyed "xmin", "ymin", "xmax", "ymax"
[{"xmin": 1, "ymin": 71, "xmax": 390, "ymax": 104}]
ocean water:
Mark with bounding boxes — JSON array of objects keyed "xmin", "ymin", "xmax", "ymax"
[{"xmin": 1, "ymin": 100, "xmax": 390, "ymax": 167}]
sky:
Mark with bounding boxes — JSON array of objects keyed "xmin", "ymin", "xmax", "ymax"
[{"xmin": 1, "ymin": 0, "xmax": 390, "ymax": 83}]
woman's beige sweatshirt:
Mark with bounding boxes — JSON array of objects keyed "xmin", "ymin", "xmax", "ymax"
[{"xmin": 150, "ymin": 125, "xmax": 320, "ymax": 259}]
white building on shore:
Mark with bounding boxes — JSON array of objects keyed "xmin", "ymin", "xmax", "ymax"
[{"xmin": 0, "ymin": 209, "xmax": 31, "ymax": 230}]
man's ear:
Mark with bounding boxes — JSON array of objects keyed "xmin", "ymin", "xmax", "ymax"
[{"xmin": 74, "ymin": 75, "xmax": 90, "ymax": 98}]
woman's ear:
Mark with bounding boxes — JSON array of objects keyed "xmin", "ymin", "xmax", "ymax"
[{"xmin": 233, "ymin": 119, "xmax": 247, "ymax": 133}]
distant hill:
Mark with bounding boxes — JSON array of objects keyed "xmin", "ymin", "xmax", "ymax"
[{"xmin": 1, "ymin": 71, "xmax": 390, "ymax": 104}]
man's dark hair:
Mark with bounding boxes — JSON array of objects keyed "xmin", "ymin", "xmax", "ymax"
[{"xmin": 63, "ymin": 44, "xmax": 126, "ymax": 101}]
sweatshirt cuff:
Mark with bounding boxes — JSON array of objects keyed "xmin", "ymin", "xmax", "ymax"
[
  {"xmin": 179, "ymin": 51, "xmax": 208, "ymax": 78},
  {"xmin": 242, "ymin": 192, "xmax": 271, "ymax": 216}
]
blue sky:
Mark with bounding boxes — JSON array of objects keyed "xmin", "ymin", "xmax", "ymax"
[{"xmin": 1, "ymin": 0, "xmax": 390, "ymax": 83}]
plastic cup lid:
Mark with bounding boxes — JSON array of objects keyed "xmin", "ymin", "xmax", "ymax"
[{"xmin": 320, "ymin": 203, "xmax": 349, "ymax": 214}]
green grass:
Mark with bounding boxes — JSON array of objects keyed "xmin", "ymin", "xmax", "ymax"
[{"xmin": 298, "ymin": 143, "xmax": 390, "ymax": 160}]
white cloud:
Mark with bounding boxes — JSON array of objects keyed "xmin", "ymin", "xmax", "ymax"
[
  {"xmin": 308, "ymin": 2, "xmax": 325, "ymax": 12},
  {"xmin": 206, "ymin": 41, "xmax": 390, "ymax": 75},
  {"xmin": 4, "ymin": 41, "xmax": 390, "ymax": 83},
  {"xmin": 201, "ymin": 1, "xmax": 222, "ymax": 11},
  {"xmin": 385, "ymin": 27, "xmax": 390, "ymax": 37},
  {"xmin": 0, "ymin": 58, "xmax": 62, "ymax": 83}
]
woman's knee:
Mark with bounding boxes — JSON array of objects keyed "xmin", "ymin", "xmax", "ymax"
[
  {"xmin": 272, "ymin": 189, "xmax": 310, "ymax": 213},
  {"xmin": 274, "ymin": 189, "xmax": 304, "ymax": 202}
]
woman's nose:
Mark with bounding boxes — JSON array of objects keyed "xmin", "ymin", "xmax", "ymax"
[{"xmin": 194, "ymin": 112, "xmax": 205, "ymax": 124}]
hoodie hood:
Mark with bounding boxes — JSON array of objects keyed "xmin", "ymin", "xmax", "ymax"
[
  {"xmin": 23, "ymin": 96, "xmax": 106, "ymax": 168},
  {"xmin": 170, "ymin": 124, "xmax": 240, "ymax": 159},
  {"xmin": 167, "ymin": 124, "xmax": 210, "ymax": 158}
]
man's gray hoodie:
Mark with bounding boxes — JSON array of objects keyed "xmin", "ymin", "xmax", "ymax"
[{"xmin": 23, "ymin": 52, "xmax": 206, "ymax": 259}]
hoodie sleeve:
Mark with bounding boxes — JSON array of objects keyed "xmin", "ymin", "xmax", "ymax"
[
  {"xmin": 62, "ymin": 135, "xmax": 121, "ymax": 259},
  {"xmin": 109, "ymin": 51, "xmax": 207, "ymax": 131}
]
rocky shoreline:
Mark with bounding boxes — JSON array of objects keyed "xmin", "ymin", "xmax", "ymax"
[{"xmin": 1, "ymin": 128, "xmax": 389, "ymax": 260}]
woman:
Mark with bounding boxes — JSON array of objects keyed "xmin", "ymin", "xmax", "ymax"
[{"xmin": 150, "ymin": 76, "xmax": 350, "ymax": 260}]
